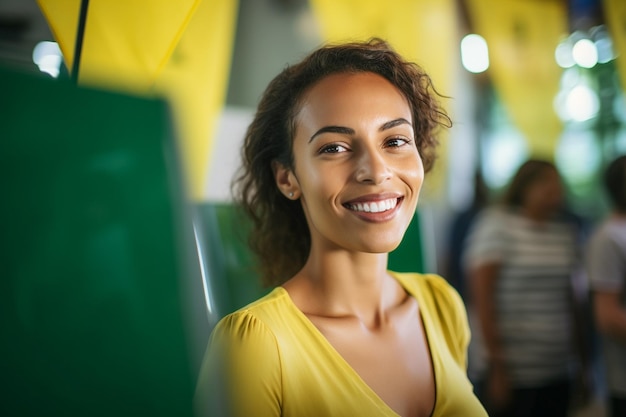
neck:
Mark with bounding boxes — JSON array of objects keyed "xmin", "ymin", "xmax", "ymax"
[{"xmin": 286, "ymin": 247, "xmax": 404, "ymax": 327}]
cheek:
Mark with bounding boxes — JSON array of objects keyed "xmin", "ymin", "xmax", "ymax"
[
  {"xmin": 309, "ymin": 171, "xmax": 344, "ymax": 202},
  {"xmin": 402, "ymin": 154, "xmax": 425, "ymax": 187},
  {"xmin": 294, "ymin": 160, "xmax": 339, "ymax": 203}
]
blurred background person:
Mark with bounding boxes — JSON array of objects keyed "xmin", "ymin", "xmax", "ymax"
[
  {"xmin": 586, "ymin": 155, "xmax": 626, "ymax": 417},
  {"xmin": 464, "ymin": 159, "xmax": 591, "ymax": 417}
]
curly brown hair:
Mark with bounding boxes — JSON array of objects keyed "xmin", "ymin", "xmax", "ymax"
[{"xmin": 232, "ymin": 38, "xmax": 451, "ymax": 287}]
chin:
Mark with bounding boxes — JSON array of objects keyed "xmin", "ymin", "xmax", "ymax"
[{"xmin": 357, "ymin": 236, "xmax": 404, "ymax": 255}]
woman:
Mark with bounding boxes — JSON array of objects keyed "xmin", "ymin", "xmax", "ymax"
[
  {"xmin": 195, "ymin": 38, "xmax": 487, "ymax": 417},
  {"xmin": 465, "ymin": 160, "xmax": 590, "ymax": 416}
]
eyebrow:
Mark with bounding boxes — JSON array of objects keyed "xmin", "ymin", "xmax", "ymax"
[
  {"xmin": 380, "ymin": 118, "xmax": 412, "ymax": 131},
  {"xmin": 308, "ymin": 118, "xmax": 412, "ymax": 143}
]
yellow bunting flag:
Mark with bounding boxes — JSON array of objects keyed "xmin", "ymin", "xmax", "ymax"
[
  {"xmin": 153, "ymin": 0, "xmax": 239, "ymax": 200},
  {"xmin": 37, "ymin": 0, "xmax": 239, "ymax": 200},
  {"xmin": 466, "ymin": 0, "xmax": 567, "ymax": 159},
  {"xmin": 309, "ymin": 0, "xmax": 458, "ymax": 197}
]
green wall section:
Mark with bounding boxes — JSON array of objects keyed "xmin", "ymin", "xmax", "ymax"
[{"xmin": 0, "ymin": 67, "xmax": 198, "ymax": 417}]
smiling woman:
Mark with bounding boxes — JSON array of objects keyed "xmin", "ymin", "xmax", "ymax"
[
  {"xmin": 275, "ymin": 71, "xmax": 423, "ymax": 257},
  {"xmin": 194, "ymin": 38, "xmax": 488, "ymax": 417}
]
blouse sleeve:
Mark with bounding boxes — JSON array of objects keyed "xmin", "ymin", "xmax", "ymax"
[
  {"xmin": 194, "ymin": 311, "xmax": 282, "ymax": 417},
  {"xmin": 424, "ymin": 274, "xmax": 471, "ymax": 371}
]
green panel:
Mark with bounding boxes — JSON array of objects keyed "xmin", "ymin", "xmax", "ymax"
[
  {"xmin": 0, "ymin": 67, "xmax": 197, "ymax": 417},
  {"xmin": 195, "ymin": 202, "xmax": 269, "ymax": 317},
  {"xmin": 388, "ymin": 210, "xmax": 426, "ymax": 273}
]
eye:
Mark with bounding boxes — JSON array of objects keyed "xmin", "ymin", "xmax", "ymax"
[
  {"xmin": 384, "ymin": 137, "xmax": 412, "ymax": 148},
  {"xmin": 318, "ymin": 143, "xmax": 348, "ymax": 154}
]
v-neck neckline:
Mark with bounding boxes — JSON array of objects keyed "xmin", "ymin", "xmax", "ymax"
[{"xmin": 277, "ymin": 271, "xmax": 439, "ymax": 417}]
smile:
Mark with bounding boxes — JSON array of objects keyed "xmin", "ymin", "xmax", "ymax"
[{"xmin": 346, "ymin": 198, "xmax": 398, "ymax": 213}]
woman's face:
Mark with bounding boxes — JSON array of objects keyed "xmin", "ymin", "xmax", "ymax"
[
  {"xmin": 275, "ymin": 71, "xmax": 424, "ymax": 254},
  {"xmin": 524, "ymin": 167, "xmax": 564, "ymax": 215}
]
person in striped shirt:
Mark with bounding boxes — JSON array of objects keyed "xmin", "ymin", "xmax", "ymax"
[{"xmin": 465, "ymin": 159, "xmax": 591, "ymax": 417}]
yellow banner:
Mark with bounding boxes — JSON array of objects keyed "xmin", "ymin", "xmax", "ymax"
[
  {"xmin": 466, "ymin": 0, "xmax": 567, "ymax": 159},
  {"xmin": 37, "ymin": 0, "xmax": 239, "ymax": 200},
  {"xmin": 38, "ymin": 0, "xmax": 200, "ymax": 91},
  {"xmin": 309, "ymin": 0, "xmax": 458, "ymax": 197},
  {"xmin": 154, "ymin": 0, "xmax": 239, "ymax": 200}
]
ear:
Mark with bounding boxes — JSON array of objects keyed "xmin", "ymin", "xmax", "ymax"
[{"xmin": 272, "ymin": 160, "xmax": 301, "ymax": 200}]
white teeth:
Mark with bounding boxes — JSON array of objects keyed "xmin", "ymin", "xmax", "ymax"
[{"xmin": 348, "ymin": 198, "xmax": 397, "ymax": 213}]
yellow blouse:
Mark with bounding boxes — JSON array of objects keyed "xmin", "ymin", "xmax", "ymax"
[{"xmin": 195, "ymin": 272, "xmax": 487, "ymax": 417}]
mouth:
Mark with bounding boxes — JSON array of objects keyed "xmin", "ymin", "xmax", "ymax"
[
  {"xmin": 342, "ymin": 194, "xmax": 405, "ymax": 223},
  {"xmin": 344, "ymin": 197, "xmax": 400, "ymax": 213}
]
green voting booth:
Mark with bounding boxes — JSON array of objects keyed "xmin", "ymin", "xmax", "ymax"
[{"xmin": 0, "ymin": 66, "xmax": 208, "ymax": 417}]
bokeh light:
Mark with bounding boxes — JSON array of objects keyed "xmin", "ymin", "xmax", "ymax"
[
  {"xmin": 572, "ymin": 38, "xmax": 598, "ymax": 68},
  {"xmin": 32, "ymin": 41, "xmax": 62, "ymax": 78},
  {"xmin": 461, "ymin": 34, "xmax": 489, "ymax": 73}
]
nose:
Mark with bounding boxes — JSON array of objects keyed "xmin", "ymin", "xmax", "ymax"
[{"xmin": 355, "ymin": 147, "xmax": 392, "ymax": 184}]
